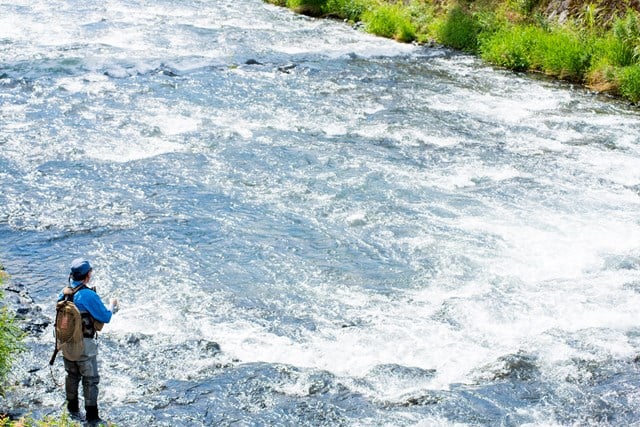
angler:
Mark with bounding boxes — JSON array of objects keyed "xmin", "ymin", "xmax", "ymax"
[{"xmin": 50, "ymin": 258, "xmax": 119, "ymax": 425}]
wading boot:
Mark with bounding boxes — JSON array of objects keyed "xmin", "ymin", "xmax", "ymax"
[
  {"xmin": 85, "ymin": 405, "xmax": 103, "ymax": 426},
  {"xmin": 66, "ymin": 398, "xmax": 83, "ymax": 421}
]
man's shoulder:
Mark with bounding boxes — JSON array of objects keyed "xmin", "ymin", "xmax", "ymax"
[
  {"xmin": 75, "ymin": 286, "xmax": 98, "ymax": 297},
  {"xmin": 74, "ymin": 287, "xmax": 100, "ymax": 305}
]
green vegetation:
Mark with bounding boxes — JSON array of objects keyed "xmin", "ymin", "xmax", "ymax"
[
  {"xmin": 265, "ymin": 0, "xmax": 640, "ymax": 104},
  {"xmin": 0, "ymin": 271, "xmax": 25, "ymax": 397},
  {"xmin": 437, "ymin": 6, "xmax": 480, "ymax": 51},
  {"xmin": 0, "ymin": 272, "xmax": 86, "ymax": 426},
  {"xmin": 480, "ymin": 24, "xmax": 592, "ymax": 80},
  {"xmin": 363, "ymin": 3, "xmax": 416, "ymax": 42},
  {"xmin": 0, "ymin": 411, "xmax": 82, "ymax": 427}
]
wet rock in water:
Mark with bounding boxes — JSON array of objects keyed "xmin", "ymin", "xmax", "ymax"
[
  {"xmin": 367, "ymin": 363, "xmax": 437, "ymax": 381},
  {"xmin": 477, "ymin": 351, "xmax": 540, "ymax": 382},
  {"xmin": 124, "ymin": 332, "xmax": 150, "ymax": 346},
  {"xmin": 277, "ymin": 64, "xmax": 297, "ymax": 74},
  {"xmin": 119, "ymin": 362, "xmax": 371, "ymax": 426},
  {"xmin": 199, "ymin": 340, "xmax": 221, "ymax": 355},
  {"xmin": 2, "ymin": 281, "xmax": 51, "ymax": 335},
  {"xmin": 245, "ymin": 59, "xmax": 263, "ymax": 65},
  {"xmin": 402, "ymin": 390, "xmax": 447, "ymax": 406},
  {"xmin": 27, "ymin": 365, "xmax": 41, "ymax": 374},
  {"xmin": 623, "ymin": 281, "xmax": 640, "ymax": 293}
]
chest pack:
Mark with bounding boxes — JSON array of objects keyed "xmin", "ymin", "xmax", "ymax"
[{"xmin": 50, "ymin": 284, "xmax": 100, "ymax": 364}]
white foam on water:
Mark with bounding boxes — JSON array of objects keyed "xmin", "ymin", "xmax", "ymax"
[
  {"xmin": 196, "ymin": 284, "xmax": 499, "ymax": 397},
  {"xmin": 207, "ymin": 113, "xmax": 256, "ymax": 139},
  {"xmin": 57, "ymin": 73, "xmax": 117, "ymax": 95},
  {"xmin": 264, "ymin": 16, "xmax": 417, "ymax": 60},
  {"xmin": 95, "ymin": 26, "xmax": 152, "ymax": 51},
  {"xmin": 86, "ymin": 135, "xmax": 184, "ymax": 163},
  {"xmin": 174, "ymin": 135, "xmax": 640, "ymax": 404},
  {"xmin": 575, "ymin": 147, "xmax": 640, "ymax": 187},
  {"xmin": 148, "ymin": 114, "xmax": 201, "ymax": 136}
]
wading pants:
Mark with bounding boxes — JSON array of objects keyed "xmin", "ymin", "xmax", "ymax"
[{"xmin": 63, "ymin": 338, "xmax": 100, "ymax": 407}]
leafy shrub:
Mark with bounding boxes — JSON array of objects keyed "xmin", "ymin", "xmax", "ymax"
[
  {"xmin": 515, "ymin": 0, "xmax": 543, "ymax": 17},
  {"xmin": 480, "ymin": 25, "xmax": 538, "ymax": 70},
  {"xmin": 592, "ymin": 32, "xmax": 635, "ymax": 67},
  {"xmin": 0, "ymin": 411, "xmax": 86, "ymax": 426},
  {"xmin": 362, "ymin": 3, "xmax": 416, "ymax": 42},
  {"xmin": 286, "ymin": 0, "xmax": 327, "ymax": 16},
  {"xmin": 481, "ymin": 23, "xmax": 591, "ymax": 80},
  {"xmin": 407, "ymin": 1, "xmax": 438, "ymax": 43},
  {"xmin": 323, "ymin": 0, "xmax": 370, "ymax": 21},
  {"xmin": 0, "ymin": 275, "xmax": 25, "ymax": 396},
  {"xmin": 437, "ymin": 6, "xmax": 480, "ymax": 52},
  {"xmin": 618, "ymin": 64, "xmax": 640, "ymax": 102},
  {"xmin": 612, "ymin": 11, "xmax": 640, "ymax": 63},
  {"xmin": 532, "ymin": 28, "xmax": 591, "ymax": 80}
]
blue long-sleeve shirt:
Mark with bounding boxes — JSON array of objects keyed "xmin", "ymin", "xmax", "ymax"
[{"xmin": 58, "ymin": 285, "xmax": 113, "ymax": 324}]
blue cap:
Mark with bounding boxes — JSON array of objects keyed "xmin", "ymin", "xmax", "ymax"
[{"xmin": 70, "ymin": 258, "xmax": 92, "ymax": 281}]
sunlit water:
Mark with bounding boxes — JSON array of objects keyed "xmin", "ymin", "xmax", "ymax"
[{"xmin": 2, "ymin": 0, "xmax": 640, "ymax": 425}]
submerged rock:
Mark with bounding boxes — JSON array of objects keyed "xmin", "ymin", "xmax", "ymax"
[
  {"xmin": 2, "ymin": 280, "xmax": 50, "ymax": 336},
  {"xmin": 277, "ymin": 63, "xmax": 297, "ymax": 73},
  {"xmin": 476, "ymin": 351, "xmax": 540, "ymax": 382}
]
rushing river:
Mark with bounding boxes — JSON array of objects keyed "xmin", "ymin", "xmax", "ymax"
[{"xmin": 2, "ymin": 0, "xmax": 640, "ymax": 425}]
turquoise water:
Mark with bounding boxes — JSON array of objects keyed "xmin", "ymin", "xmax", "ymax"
[{"xmin": 2, "ymin": 0, "xmax": 640, "ymax": 425}]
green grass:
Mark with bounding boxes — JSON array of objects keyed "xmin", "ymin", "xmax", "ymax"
[
  {"xmin": 0, "ymin": 272, "xmax": 26, "ymax": 397},
  {"xmin": 437, "ymin": 6, "xmax": 480, "ymax": 52},
  {"xmin": 0, "ymin": 272, "xmax": 83, "ymax": 426},
  {"xmin": 286, "ymin": 0, "xmax": 327, "ymax": 16},
  {"xmin": 0, "ymin": 410, "xmax": 118, "ymax": 427},
  {"xmin": 362, "ymin": 3, "xmax": 417, "ymax": 42},
  {"xmin": 534, "ymin": 28, "xmax": 591, "ymax": 80},
  {"xmin": 619, "ymin": 64, "xmax": 640, "ymax": 102},
  {"xmin": 0, "ymin": 411, "xmax": 82, "ymax": 427},
  {"xmin": 480, "ymin": 24, "xmax": 591, "ymax": 80},
  {"xmin": 324, "ymin": 0, "xmax": 370, "ymax": 21},
  {"xmin": 480, "ymin": 24, "xmax": 537, "ymax": 70}
]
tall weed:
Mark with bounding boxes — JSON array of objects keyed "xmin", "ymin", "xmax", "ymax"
[
  {"xmin": 618, "ymin": 64, "xmax": 640, "ymax": 102},
  {"xmin": 480, "ymin": 25, "xmax": 538, "ymax": 70},
  {"xmin": 407, "ymin": 1, "xmax": 438, "ymax": 43},
  {"xmin": 0, "ymin": 274, "xmax": 25, "ymax": 396},
  {"xmin": 323, "ymin": 0, "xmax": 369, "ymax": 21},
  {"xmin": 481, "ymin": 24, "xmax": 590, "ymax": 80},
  {"xmin": 613, "ymin": 11, "xmax": 640, "ymax": 63},
  {"xmin": 437, "ymin": 6, "xmax": 479, "ymax": 52},
  {"xmin": 286, "ymin": 0, "xmax": 326, "ymax": 16},
  {"xmin": 532, "ymin": 28, "xmax": 591, "ymax": 80},
  {"xmin": 362, "ymin": 4, "xmax": 416, "ymax": 42}
]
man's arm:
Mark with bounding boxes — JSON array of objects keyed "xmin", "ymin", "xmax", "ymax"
[{"xmin": 77, "ymin": 290, "xmax": 114, "ymax": 324}]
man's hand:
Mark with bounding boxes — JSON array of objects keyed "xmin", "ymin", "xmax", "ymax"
[{"xmin": 109, "ymin": 298, "xmax": 119, "ymax": 314}]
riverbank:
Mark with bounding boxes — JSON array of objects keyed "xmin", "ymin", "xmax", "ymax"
[
  {"xmin": 266, "ymin": 0, "xmax": 640, "ymax": 104},
  {"xmin": 0, "ymin": 268, "xmax": 80, "ymax": 427}
]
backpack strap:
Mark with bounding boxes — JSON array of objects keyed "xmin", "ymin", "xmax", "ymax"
[
  {"xmin": 67, "ymin": 285, "xmax": 100, "ymax": 338},
  {"xmin": 62, "ymin": 283, "xmax": 87, "ymax": 302}
]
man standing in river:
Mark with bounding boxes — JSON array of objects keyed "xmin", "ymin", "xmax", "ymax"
[{"xmin": 58, "ymin": 258, "xmax": 118, "ymax": 425}]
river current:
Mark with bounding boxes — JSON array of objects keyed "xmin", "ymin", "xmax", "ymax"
[{"xmin": 2, "ymin": 0, "xmax": 640, "ymax": 425}]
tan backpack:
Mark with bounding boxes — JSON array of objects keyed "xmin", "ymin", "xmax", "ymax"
[{"xmin": 50, "ymin": 286, "xmax": 85, "ymax": 363}]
